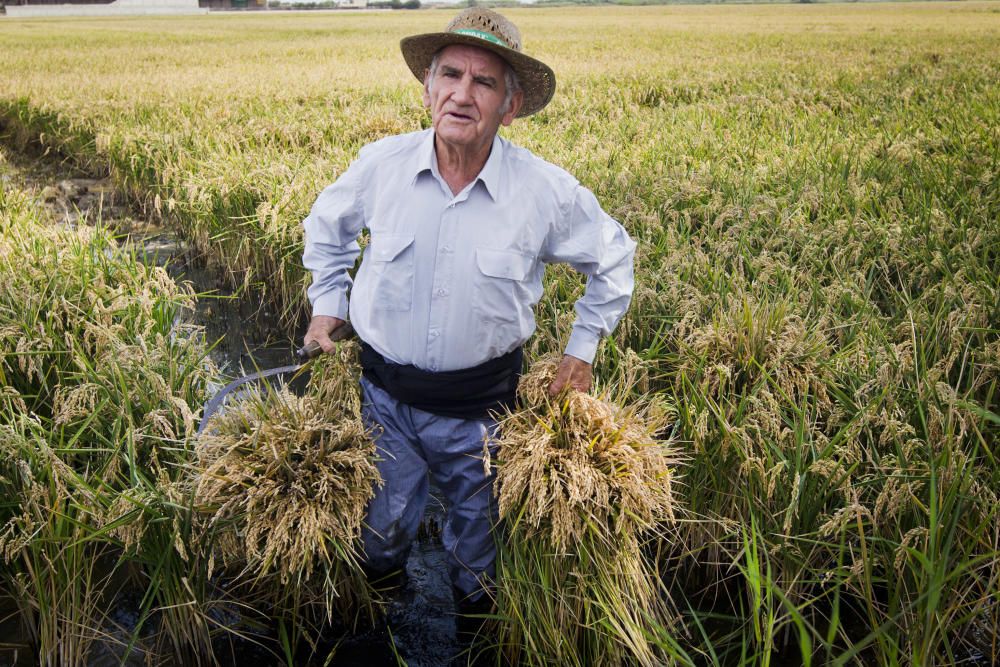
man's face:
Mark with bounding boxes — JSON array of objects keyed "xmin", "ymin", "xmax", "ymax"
[{"xmin": 423, "ymin": 44, "xmax": 523, "ymax": 153}]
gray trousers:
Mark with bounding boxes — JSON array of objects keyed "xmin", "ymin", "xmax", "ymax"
[{"xmin": 359, "ymin": 377, "xmax": 499, "ymax": 600}]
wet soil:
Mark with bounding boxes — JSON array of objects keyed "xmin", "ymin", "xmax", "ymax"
[{"xmin": 0, "ymin": 139, "xmax": 461, "ymax": 666}]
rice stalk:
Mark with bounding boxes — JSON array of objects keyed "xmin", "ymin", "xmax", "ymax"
[
  {"xmin": 493, "ymin": 355, "xmax": 682, "ymax": 666},
  {"xmin": 0, "ymin": 180, "xmax": 220, "ymax": 663},
  {"xmin": 1, "ymin": 6, "xmax": 998, "ymax": 663},
  {"xmin": 0, "ymin": 416, "xmax": 115, "ymax": 667},
  {"xmin": 191, "ymin": 341, "xmax": 380, "ymax": 630}
]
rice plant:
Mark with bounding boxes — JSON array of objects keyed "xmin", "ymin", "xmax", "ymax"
[
  {"xmin": 0, "ymin": 180, "xmax": 219, "ymax": 663},
  {"xmin": 0, "ymin": 4, "xmax": 998, "ymax": 663},
  {"xmin": 492, "ymin": 355, "xmax": 682, "ymax": 666},
  {"xmin": 191, "ymin": 342, "xmax": 380, "ymax": 637}
]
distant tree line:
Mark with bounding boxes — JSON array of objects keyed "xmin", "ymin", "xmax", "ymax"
[
  {"xmin": 267, "ymin": 0, "xmax": 419, "ymax": 7},
  {"xmin": 369, "ymin": 0, "xmax": 421, "ymax": 7},
  {"xmin": 467, "ymin": 0, "xmax": 840, "ymax": 5}
]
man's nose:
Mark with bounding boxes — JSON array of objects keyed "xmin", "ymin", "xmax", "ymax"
[{"xmin": 452, "ymin": 75, "xmax": 474, "ymax": 103}]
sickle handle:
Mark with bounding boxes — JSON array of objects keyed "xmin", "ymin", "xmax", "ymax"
[
  {"xmin": 297, "ymin": 341, "xmax": 323, "ymax": 361},
  {"xmin": 295, "ymin": 322, "xmax": 355, "ymax": 361}
]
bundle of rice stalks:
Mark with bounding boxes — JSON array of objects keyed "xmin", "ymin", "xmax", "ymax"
[
  {"xmin": 492, "ymin": 355, "xmax": 682, "ymax": 667},
  {"xmin": 192, "ymin": 341, "xmax": 380, "ymax": 626}
]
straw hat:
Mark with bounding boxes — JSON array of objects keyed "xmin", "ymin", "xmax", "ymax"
[{"xmin": 400, "ymin": 8, "xmax": 556, "ymax": 117}]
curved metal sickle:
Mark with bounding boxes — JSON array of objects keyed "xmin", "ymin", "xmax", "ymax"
[{"xmin": 196, "ymin": 322, "xmax": 355, "ymax": 435}]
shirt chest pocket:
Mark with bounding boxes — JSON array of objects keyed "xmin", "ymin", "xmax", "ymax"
[
  {"xmin": 369, "ymin": 233, "xmax": 414, "ymax": 312},
  {"xmin": 473, "ymin": 248, "xmax": 534, "ymax": 324}
]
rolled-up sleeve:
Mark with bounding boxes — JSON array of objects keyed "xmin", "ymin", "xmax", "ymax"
[
  {"xmin": 302, "ymin": 161, "xmax": 366, "ymax": 320},
  {"xmin": 543, "ymin": 184, "xmax": 637, "ymax": 364}
]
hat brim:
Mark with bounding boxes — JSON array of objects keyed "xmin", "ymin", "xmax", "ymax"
[{"xmin": 400, "ymin": 32, "xmax": 555, "ymax": 118}]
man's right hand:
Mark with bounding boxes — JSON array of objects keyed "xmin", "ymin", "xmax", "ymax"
[{"xmin": 304, "ymin": 315, "xmax": 346, "ymax": 354}]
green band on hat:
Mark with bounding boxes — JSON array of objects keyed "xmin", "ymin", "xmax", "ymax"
[{"xmin": 453, "ymin": 28, "xmax": 510, "ymax": 49}]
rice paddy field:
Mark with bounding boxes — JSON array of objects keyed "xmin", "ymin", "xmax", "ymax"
[{"xmin": 1, "ymin": 1, "xmax": 999, "ymax": 665}]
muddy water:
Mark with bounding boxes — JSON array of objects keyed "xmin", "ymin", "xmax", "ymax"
[{"xmin": 0, "ymin": 143, "xmax": 460, "ymax": 667}]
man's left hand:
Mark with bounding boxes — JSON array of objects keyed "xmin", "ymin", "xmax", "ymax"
[{"xmin": 548, "ymin": 355, "xmax": 593, "ymax": 396}]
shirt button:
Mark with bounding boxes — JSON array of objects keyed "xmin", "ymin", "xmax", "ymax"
[
  {"xmin": 429, "ymin": 330, "xmax": 439, "ymax": 338},
  {"xmin": 442, "ymin": 245, "xmax": 453, "ymax": 253},
  {"xmin": 436, "ymin": 288, "xmax": 448, "ymax": 297}
]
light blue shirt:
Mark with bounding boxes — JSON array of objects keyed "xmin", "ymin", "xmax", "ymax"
[{"xmin": 302, "ymin": 128, "xmax": 636, "ymax": 372}]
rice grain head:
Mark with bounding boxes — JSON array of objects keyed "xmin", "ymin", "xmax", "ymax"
[
  {"xmin": 192, "ymin": 342, "xmax": 379, "ymax": 595},
  {"xmin": 498, "ymin": 354, "xmax": 680, "ymax": 553}
]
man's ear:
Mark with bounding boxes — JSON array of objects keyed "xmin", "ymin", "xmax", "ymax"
[
  {"xmin": 422, "ymin": 68, "xmax": 432, "ymax": 109},
  {"xmin": 501, "ymin": 90, "xmax": 524, "ymax": 126}
]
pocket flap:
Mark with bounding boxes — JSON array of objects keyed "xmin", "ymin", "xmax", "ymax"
[
  {"xmin": 475, "ymin": 248, "xmax": 534, "ymax": 281},
  {"xmin": 371, "ymin": 234, "xmax": 414, "ymax": 262}
]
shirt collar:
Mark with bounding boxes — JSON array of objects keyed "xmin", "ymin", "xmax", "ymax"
[
  {"xmin": 412, "ymin": 129, "xmax": 503, "ymax": 202},
  {"xmin": 413, "ymin": 128, "xmax": 437, "ymax": 182},
  {"xmin": 477, "ymin": 134, "xmax": 503, "ymax": 202}
]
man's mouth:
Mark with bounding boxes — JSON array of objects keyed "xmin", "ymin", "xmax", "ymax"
[{"xmin": 445, "ymin": 111, "xmax": 475, "ymax": 122}]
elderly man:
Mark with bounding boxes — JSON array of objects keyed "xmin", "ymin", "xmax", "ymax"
[{"xmin": 301, "ymin": 8, "xmax": 636, "ymax": 617}]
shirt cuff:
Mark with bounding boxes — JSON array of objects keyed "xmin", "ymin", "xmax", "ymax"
[
  {"xmin": 564, "ymin": 326, "xmax": 601, "ymax": 364},
  {"xmin": 311, "ymin": 290, "xmax": 349, "ymax": 321}
]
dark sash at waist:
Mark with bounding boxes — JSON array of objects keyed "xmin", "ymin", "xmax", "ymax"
[{"xmin": 359, "ymin": 341, "xmax": 522, "ymax": 421}]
